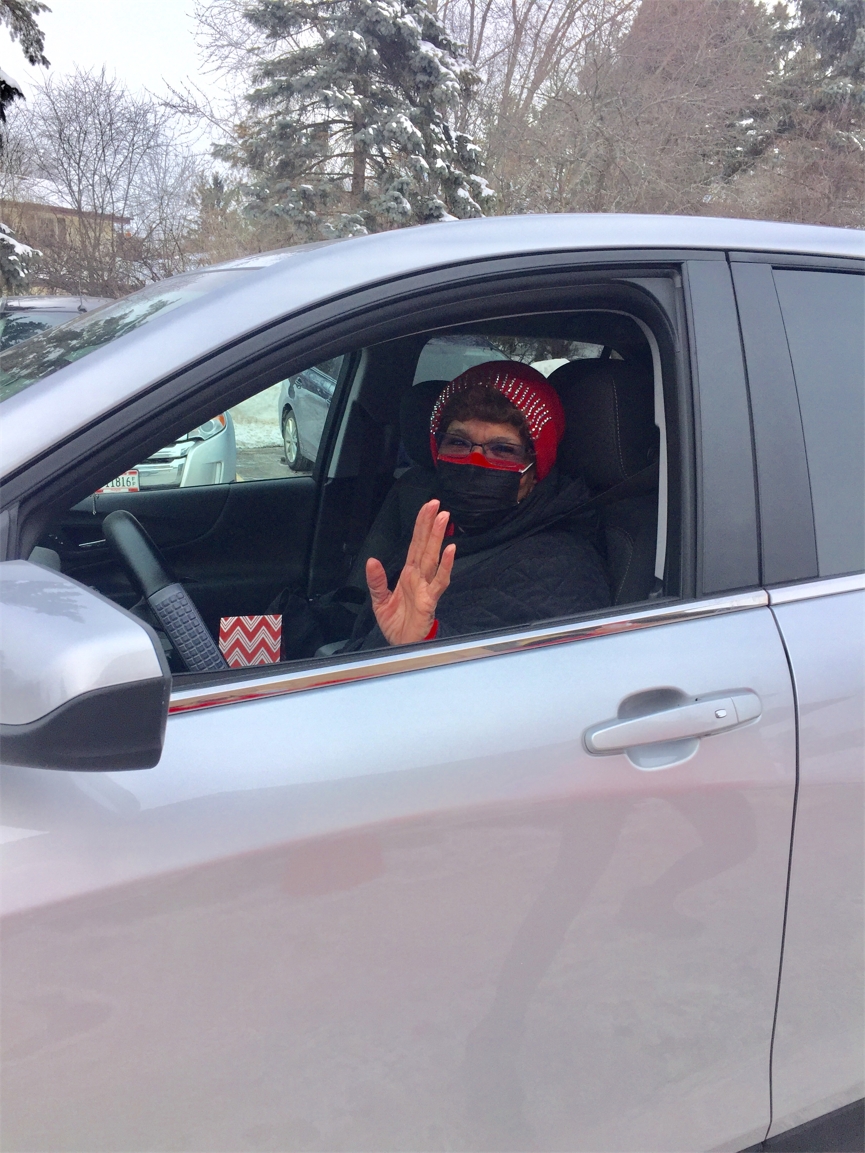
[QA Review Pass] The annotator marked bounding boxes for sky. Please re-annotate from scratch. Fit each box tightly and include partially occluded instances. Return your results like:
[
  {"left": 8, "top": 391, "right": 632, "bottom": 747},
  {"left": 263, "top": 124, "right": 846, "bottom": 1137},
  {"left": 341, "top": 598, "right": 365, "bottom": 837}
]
[{"left": 0, "top": 0, "right": 224, "bottom": 104}]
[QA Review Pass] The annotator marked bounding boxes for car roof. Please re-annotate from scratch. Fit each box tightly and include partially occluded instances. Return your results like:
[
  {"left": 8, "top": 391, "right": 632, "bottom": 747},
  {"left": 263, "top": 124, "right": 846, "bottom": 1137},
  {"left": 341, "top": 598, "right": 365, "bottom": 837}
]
[
  {"left": 203, "top": 213, "right": 865, "bottom": 270},
  {"left": 3, "top": 214, "right": 863, "bottom": 480}
]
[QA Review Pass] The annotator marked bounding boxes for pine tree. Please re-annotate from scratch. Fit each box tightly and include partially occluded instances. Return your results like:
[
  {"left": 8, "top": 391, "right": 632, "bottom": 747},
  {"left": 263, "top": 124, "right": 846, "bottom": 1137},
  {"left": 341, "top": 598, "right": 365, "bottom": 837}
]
[
  {"left": 1, "top": 1, "right": 47, "bottom": 289},
  {"left": 220, "top": 0, "right": 495, "bottom": 238},
  {"left": 1, "top": 0, "right": 50, "bottom": 127},
  {"left": 0, "top": 221, "right": 38, "bottom": 290},
  {"left": 782, "top": 0, "right": 865, "bottom": 91},
  {"left": 720, "top": 0, "right": 864, "bottom": 224}
]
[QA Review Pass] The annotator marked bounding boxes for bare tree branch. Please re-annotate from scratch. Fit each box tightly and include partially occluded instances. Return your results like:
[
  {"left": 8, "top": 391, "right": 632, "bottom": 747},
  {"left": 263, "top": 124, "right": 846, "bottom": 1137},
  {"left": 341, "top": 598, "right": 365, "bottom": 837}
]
[{"left": 2, "top": 68, "right": 201, "bottom": 294}]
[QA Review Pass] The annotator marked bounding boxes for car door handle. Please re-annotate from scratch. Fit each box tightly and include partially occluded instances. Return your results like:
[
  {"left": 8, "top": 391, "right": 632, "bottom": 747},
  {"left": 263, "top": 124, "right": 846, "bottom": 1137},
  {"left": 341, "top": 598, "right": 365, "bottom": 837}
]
[{"left": 584, "top": 691, "right": 762, "bottom": 754}]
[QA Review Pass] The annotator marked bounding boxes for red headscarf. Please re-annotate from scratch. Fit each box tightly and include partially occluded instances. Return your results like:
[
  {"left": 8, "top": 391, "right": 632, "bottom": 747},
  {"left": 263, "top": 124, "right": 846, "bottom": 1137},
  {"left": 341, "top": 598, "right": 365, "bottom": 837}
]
[{"left": 430, "top": 360, "right": 566, "bottom": 481}]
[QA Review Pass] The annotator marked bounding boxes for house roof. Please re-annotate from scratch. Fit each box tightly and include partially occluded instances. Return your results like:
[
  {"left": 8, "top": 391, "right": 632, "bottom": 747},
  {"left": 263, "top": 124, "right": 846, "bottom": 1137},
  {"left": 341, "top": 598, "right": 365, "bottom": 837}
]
[{"left": 0, "top": 179, "right": 130, "bottom": 224}]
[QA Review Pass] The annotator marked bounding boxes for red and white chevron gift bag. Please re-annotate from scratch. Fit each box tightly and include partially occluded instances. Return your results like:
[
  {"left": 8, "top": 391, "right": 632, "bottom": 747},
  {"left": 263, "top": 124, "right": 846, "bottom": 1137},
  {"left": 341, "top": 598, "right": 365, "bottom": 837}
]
[{"left": 218, "top": 615, "right": 282, "bottom": 667}]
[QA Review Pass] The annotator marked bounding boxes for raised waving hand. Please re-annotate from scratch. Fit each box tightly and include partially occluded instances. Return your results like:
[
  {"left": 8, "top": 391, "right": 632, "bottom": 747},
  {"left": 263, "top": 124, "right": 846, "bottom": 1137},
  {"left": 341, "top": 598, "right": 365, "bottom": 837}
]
[{"left": 365, "top": 499, "right": 456, "bottom": 646}]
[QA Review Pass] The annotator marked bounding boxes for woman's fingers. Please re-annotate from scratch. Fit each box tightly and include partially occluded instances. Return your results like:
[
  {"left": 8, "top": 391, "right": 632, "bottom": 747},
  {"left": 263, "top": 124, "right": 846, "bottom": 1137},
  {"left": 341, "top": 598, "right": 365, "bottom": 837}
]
[
  {"left": 405, "top": 499, "right": 439, "bottom": 570},
  {"left": 420, "top": 509, "right": 451, "bottom": 579},
  {"left": 430, "top": 542, "right": 456, "bottom": 599},
  {"left": 369, "top": 500, "right": 452, "bottom": 646},
  {"left": 365, "top": 556, "right": 390, "bottom": 607}
]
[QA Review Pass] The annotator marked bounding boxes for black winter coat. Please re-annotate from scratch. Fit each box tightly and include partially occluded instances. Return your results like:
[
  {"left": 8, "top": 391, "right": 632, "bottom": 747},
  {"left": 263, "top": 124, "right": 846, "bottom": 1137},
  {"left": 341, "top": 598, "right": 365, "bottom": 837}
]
[{"left": 346, "top": 466, "right": 610, "bottom": 650}]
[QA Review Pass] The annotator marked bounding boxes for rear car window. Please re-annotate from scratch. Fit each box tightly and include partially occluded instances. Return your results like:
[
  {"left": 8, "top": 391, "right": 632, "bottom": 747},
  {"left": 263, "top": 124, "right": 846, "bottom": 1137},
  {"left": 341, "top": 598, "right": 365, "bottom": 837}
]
[
  {"left": 413, "top": 334, "right": 605, "bottom": 383},
  {"left": 774, "top": 269, "right": 865, "bottom": 577}
]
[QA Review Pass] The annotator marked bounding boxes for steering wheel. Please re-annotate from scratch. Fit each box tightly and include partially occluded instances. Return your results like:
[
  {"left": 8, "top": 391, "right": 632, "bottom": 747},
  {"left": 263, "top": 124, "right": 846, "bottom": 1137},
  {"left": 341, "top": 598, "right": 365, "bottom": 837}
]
[{"left": 102, "top": 510, "right": 227, "bottom": 673}]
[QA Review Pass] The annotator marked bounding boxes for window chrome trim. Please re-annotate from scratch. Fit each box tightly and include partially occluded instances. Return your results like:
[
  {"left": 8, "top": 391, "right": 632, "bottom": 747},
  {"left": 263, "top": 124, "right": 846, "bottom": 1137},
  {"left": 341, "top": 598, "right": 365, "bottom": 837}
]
[
  {"left": 169, "top": 590, "right": 768, "bottom": 716},
  {"left": 768, "top": 572, "right": 865, "bottom": 605}
]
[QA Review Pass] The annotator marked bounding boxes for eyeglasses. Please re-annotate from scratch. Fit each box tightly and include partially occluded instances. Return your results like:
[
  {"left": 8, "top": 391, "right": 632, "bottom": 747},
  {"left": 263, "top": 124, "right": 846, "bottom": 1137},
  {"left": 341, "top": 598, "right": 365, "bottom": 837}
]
[{"left": 438, "top": 433, "right": 533, "bottom": 466}]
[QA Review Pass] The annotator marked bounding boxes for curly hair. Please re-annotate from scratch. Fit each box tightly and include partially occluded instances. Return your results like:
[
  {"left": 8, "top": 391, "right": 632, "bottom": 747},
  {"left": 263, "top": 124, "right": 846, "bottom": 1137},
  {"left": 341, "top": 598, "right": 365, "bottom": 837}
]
[{"left": 436, "top": 384, "right": 531, "bottom": 449}]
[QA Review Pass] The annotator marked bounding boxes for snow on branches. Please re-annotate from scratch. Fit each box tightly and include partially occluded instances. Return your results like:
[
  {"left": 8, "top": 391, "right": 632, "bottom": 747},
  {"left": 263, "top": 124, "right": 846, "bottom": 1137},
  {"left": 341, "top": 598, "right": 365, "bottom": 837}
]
[
  {"left": 221, "top": 0, "right": 495, "bottom": 238},
  {"left": 0, "top": 221, "right": 38, "bottom": 290}
]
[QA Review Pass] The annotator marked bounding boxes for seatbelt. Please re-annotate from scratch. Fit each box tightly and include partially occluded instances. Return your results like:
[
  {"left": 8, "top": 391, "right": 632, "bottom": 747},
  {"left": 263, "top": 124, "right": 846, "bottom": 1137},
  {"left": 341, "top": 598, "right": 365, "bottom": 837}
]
[{"left": 342, "top": 404, "right": 388, "bottom": 569}]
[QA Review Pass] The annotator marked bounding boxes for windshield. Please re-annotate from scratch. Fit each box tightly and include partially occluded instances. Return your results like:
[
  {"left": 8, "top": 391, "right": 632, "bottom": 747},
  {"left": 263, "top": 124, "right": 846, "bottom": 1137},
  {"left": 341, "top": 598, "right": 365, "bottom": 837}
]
[{"left": 0, "top": 268, "right": 247, "bottom": 403}]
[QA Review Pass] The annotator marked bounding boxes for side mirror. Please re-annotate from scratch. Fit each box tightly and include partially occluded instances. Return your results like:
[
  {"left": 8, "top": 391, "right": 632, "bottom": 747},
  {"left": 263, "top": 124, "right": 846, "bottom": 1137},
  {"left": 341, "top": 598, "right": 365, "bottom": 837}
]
[{"left": 0, "top": 561, "right": 170, "bottom": 770}]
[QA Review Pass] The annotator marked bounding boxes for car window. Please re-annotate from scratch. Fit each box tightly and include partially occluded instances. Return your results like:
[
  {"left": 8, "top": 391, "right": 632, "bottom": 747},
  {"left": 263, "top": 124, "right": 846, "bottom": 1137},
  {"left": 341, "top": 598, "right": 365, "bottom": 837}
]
[
  {"left": 237, "top": 355, "right": 344, "bottom": 479},
  {"left": 414, "top": 335, "right": 508, "bottom": 382},
  {"left": 0, "top": 311, "right": 80, "bottom": 351},
  {"left": 44, "top": 303, "right": 667, "bottom": 677},
  {"left": 94, "top": 355, "right": 347, "bottom": 493},
  {"left": 413, "top": 334, "right": 604, "bottom": 383},
  {"left": 774, "top": 269, "right": 865, "bottom": 577},
  {"left": 94, "top": 414, "right": 237, "bottom": 493}
]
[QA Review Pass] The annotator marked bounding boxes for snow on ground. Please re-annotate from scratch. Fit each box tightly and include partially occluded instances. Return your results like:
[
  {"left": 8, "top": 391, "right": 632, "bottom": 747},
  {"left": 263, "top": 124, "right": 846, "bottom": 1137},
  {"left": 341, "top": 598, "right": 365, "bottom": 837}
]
[{"left": 229, "top": 383, "right": 284, "bottom": 448}]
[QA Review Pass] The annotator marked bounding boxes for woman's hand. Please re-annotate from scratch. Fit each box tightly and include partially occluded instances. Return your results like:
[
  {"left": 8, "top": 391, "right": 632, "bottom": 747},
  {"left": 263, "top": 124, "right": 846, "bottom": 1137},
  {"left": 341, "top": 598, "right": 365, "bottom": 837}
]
[{"left": 365, "top": 499, "right": 456, "bottom": 646}]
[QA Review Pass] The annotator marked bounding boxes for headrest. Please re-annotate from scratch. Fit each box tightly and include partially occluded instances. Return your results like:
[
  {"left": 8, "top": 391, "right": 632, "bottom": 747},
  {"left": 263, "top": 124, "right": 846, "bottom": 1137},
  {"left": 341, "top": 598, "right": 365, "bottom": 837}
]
[
  {"left": 400, "top": 380, "right": 447, "bottom": 469},
  {"left": 550, "top": 359, "right": 657, "bottom": 488}
]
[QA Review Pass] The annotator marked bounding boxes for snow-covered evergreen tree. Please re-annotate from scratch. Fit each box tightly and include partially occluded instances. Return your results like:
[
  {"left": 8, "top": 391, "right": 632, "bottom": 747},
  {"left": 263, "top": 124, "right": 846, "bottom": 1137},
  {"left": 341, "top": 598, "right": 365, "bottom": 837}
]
[
  {"left": 1, "top": 3, "right": 48, "bottom": 289},
  {"left": 0, "top": 221, "right": 37, "bottom": 290},
  {"left": 1, "top": 0, "right": 49, "bottom": 129},
  {"left": 220, "top": 0, "right": 495, "bottom": 238},
  {"left": 716, "top": 0, "right": 864, "bottom": 226},
  {"left": 720, "top": 0, "right": 864, "bottom": 174}
]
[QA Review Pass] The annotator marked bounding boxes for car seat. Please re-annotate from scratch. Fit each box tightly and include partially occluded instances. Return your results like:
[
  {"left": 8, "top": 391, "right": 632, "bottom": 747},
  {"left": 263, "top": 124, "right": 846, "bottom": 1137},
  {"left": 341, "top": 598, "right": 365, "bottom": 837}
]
[
  {"left": 549, "top": 358, "right": 659, "bottom": 604},
  {"left": 344, "top": 380, "right": 446, "bottom": 588}
]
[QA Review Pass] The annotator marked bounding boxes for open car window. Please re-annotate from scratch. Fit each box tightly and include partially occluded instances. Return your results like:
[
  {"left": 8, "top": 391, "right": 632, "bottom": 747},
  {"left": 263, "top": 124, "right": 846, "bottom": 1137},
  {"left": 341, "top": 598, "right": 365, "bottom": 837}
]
[{"left": 38, "top": 298, "right": 671, "bottom": 678}]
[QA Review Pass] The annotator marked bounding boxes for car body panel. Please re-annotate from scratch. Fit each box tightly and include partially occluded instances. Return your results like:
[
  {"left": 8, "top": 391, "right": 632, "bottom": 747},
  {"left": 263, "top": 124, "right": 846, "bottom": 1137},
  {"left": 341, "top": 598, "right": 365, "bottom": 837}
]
[
  {"left": 1, "top": 603, "right": 794, "bottom": 1152},
  {"left": 2, "top": 215, "right": 862, "bottom": 481},
  {"left": 767, "top": 582, "right": 865, "bottom": 1136}
]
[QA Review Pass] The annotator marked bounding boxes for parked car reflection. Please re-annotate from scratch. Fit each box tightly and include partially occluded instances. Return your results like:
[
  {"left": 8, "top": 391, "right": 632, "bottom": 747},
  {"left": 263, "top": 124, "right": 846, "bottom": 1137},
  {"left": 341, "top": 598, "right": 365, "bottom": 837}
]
[
  {"left": 96, "top": 413, "right": 236, "bottom": 492},
  {"left": 276, "top": 358, "right": 342, "bottom": 471}
]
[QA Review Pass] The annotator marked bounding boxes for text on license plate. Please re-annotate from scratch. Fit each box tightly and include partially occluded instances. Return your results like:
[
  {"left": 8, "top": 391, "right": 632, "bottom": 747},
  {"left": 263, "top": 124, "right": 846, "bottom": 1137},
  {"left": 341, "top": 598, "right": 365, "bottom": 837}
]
[{"left": 95, "top": 470, "right": 140, "bottom": 493}]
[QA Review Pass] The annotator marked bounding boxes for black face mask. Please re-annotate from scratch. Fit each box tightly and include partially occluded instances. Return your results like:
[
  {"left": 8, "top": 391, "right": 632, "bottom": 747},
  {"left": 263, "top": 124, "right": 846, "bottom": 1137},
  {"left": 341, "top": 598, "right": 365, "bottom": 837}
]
[{"left": 435, "top": 459, "right": 523, "bottom": 534}]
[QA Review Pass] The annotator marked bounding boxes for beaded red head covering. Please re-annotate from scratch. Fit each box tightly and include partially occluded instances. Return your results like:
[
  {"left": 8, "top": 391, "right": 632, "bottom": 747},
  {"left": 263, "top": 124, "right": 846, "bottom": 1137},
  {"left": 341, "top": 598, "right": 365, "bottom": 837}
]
[{"left": 430, "top": 360, "right": 566, "bottom": 480}]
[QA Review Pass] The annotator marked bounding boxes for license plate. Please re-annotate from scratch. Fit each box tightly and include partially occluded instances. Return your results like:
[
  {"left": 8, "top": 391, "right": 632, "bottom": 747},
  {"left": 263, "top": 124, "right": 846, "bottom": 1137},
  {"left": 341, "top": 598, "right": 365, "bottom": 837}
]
[{"left": 95, "top": 470, "right": 140, "bottom": 493}]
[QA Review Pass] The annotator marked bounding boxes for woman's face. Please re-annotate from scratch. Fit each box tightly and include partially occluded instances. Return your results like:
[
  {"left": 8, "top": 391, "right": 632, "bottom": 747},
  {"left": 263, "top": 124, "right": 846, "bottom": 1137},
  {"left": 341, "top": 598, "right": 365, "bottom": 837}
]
[{"left": 444, "top": 418, "right": 536, "bottom": 500}]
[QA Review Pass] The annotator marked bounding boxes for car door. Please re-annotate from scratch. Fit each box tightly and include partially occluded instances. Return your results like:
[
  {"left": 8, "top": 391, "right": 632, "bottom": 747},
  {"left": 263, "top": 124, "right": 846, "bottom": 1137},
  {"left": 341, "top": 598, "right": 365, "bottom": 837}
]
[
  {"left": 732, "top": 256, "right": 865, "bottom": 1140},
  {"left": 0, "top": 257, "right": 796, "bottom": 1153}
]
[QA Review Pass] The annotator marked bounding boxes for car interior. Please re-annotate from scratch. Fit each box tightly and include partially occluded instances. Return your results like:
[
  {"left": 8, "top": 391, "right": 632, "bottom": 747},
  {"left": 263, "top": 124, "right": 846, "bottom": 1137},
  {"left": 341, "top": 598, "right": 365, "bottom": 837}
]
[{"left": 34, "top": 306, "right": 674, "bottom": 678}]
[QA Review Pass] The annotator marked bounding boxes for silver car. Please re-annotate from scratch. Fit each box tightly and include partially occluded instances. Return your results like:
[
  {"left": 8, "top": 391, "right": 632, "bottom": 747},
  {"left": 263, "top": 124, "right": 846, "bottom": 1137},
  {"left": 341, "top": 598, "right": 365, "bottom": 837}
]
[
  {"left": 98, "top": 412, "right": 237, "bottom": 492},
  {"left": 0, "top": 217, "right": 862, "bottom": 1153},
  {"left": 276, "top": 358, "right": 343, "bottom": 471},
  {"left": 0, "top": 293, "right": 112, "bottom": 350}
]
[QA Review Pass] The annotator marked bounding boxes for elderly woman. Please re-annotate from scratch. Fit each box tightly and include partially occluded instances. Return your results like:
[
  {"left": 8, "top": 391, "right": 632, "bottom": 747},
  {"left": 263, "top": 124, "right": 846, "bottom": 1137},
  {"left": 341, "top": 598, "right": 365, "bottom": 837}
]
[{"left": 350, "top": 360, "right": 610, "bottom": 649}]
